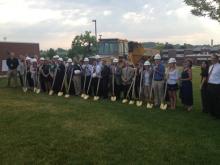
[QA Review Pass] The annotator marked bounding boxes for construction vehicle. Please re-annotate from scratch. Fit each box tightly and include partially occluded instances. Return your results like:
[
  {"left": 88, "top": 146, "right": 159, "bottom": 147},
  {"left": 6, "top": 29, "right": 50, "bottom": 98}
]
[{"left": 95, "top": 38, "right": 159, "bottom": 64}]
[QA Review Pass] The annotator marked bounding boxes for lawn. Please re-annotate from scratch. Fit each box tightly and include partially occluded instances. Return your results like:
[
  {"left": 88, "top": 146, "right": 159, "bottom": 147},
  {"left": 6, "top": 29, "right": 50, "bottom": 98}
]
[{"left": 0, "top": 68, "right": 220, "bottom": 164}]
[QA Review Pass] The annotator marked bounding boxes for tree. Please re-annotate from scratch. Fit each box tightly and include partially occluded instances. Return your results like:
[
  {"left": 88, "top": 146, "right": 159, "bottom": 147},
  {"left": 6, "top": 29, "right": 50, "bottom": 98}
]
[
  {"left": 164, "top": 42, "right": 174, "bottom": 49},
  {"left": 184, "top": 0, "right": 220, "bottom": 22},
  {"left": 155, "top": 43, "right": 165, "bottom": 51},
  {"left": 47, "top": 48, "right": 57, "bottom": 59},
  {"left": 68, "top": 31, "right": 97, "bottom": 59}
]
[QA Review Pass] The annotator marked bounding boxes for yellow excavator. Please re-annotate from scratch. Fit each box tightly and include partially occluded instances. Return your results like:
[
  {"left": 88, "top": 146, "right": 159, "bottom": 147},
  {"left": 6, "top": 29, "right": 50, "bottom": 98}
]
[{"left": 97, "top": 38, "right": 159, "bottom": 64}]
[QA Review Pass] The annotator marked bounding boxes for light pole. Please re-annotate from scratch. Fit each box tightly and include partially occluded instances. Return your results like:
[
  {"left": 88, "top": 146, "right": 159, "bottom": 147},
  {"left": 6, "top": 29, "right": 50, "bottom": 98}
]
[
  {"left": 99, "top": 34, "right": 102, "bottom": 40},
  {"left": 92, "top": 19, "right": 97, "bottom": 41}
]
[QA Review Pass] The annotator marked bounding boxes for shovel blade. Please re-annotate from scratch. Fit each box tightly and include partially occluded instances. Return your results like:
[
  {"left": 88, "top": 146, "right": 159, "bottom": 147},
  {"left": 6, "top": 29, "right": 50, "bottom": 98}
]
[
  {"left": 49, "top": 90, "right": 54, "bottom": 96},
  {"left": 160, "top": 103, "right": 167, "bottom": 110},
  {"left": 111, "top": 96, "right": 116, "bottom": 102},
  {"left": 122, "top": 99, "right": 128, "bottom": 104},
  {"left": 147, "top": 103, "right": 153, "bottom": 109},
  {"left": 36, "top": 89, "right": 40, "bottom": 94},
  {"left": 136, "top": 101, "right": 143, "bottom": 107},
  {"left": 129, "top": 100, "right": 135, "bottom": 105},
  {"left": 23, "top": 87, "right": 28, "bottom": 93},
  {"left": 34, "top": 87, "right": 37, "bottom": 92},
  {"left": 94, "top": 96, "right": 99, "bottom": 101},
  {"left": 58, "top": 92, "right": 63, "bottom": 96},
  {"left": 84, "top": 95, "right": 89, "bottom": 100},
  {"left": 65, "top": 94, "right": 70, "bottom": 98}
]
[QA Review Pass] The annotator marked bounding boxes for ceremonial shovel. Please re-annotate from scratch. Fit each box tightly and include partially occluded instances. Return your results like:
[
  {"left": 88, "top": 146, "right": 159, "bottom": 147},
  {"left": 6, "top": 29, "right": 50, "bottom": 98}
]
[
  {"left": 58, "top": 67, "right": 67, "bottom": 96},
  {"left": 111, "top": 69, "right": 116, "bottom": 102},
  {"left": 136, "top": 69, "right": 143, "bottom": 107},
  {"left": 65, "top": 69, "right": 74, "bottom": 98},
  {"left": 93, "top": 77, "right": 101, "bottom": 101},
  {"left": 160, "top": 80, "right": 168, "bottom": 110}
]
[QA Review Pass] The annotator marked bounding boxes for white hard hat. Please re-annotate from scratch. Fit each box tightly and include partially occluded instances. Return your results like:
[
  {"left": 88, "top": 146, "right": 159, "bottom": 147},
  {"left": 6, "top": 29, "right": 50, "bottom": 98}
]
[
  {"left": 58, "top": 58, "right": 63, "bottom": 62},
  {"left": 154, "top": 54, "right": 161, "bottom": 60},
  {"left": 95, "top": 55, "right": 101, "bottom": 59},
  {"left": 53, "top": 55, "right": 59, "bottom": 59},
  {"left": 84, "top": 58, "right": 89, "bottom": 62},
  {"left": 67, "top": 58, "right": 72, "bottom": 63},
  {"left": 144, "top": 61, "right": 151, "bottom": 66},
  {"left": 113, "top": 58, "right": 119, "bottom": 63},
  {"left": 25, "top": 56, "right": 31, "bottom": 61},
  {"left": 40, "top": 57, "right": 45, "bottom": 61},
  {"left": 31, "top": 58, "right": 37, "bottom": 63},
  {"left": 168, "top": 58, "right": 176, "bottom": 64}
]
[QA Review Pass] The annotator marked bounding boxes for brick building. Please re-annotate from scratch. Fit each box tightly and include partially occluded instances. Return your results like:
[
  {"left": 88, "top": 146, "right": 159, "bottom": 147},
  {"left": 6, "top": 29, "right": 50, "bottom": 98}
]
[
  {"left": 0, "top": 42, "right": 40, "bottom": 75},
  {"left": 161, "top": 47, "right": 220, "bottom": 65}
]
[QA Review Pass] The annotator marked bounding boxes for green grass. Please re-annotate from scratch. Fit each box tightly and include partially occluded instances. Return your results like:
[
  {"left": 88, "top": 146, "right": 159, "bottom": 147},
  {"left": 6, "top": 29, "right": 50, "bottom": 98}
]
[{"left": 0, "top": 68, "right": 220, "bottom": 164}]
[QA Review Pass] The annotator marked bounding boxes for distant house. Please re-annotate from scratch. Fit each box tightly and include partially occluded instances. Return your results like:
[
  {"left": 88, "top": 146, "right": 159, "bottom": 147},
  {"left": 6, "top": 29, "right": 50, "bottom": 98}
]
[{"left": 0, "top": 41, "right": 40, "bottom": 75}]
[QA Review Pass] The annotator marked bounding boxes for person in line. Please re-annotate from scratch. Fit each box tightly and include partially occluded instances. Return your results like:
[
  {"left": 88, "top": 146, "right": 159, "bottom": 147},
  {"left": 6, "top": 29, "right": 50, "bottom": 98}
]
[
  {"left": 40, "top": 58, "right": 51, "bottom": 92},
  {"left": 167, "top": 58, "right": 179, "bottom": 110},
  {"left": 142, "top": 61, "right": 152, "bottom": 102},
  {"left": 6, "top": 52, "right": 19, "bottom": 87},
  {"left": 17, "top": 55, "right": 25, "bottom": 87},
  {"left": 152, "top": 54, "right": 165, "bottom": 107},
  {"left": 72, "top": 58, "right": 82, "bottom": 96},
  {"left": 53, "top": 58, "right": 65, "bottom": 93},
  {"left": 207, "top": 54, "right": 220, "bottom": 119},
  {"left": 30, "top": 58, "right": 38, "bottom": 91},
  {"left": 179, "top": 59, "right": 193, "bottom": 111},
  {"left": 81, "top": 58, "right": 93, "bottom": 96},
  {"left": 110, "top": 58, "right": 122, "bottom": 100},
  {"left": 92, "top": 55, "right": 102, "bottom": 97},
  {"left": 121, "top": 60, "right": 134, "bottom": 100},
  {"left": 135, "top": 62, "right": 143, "bottom": 100},
  {"left": 200, "top": 61, "right": 209, "bottom": 113},
  {"left": 101, "top": 60, "right": 110, "bottom": 99}
]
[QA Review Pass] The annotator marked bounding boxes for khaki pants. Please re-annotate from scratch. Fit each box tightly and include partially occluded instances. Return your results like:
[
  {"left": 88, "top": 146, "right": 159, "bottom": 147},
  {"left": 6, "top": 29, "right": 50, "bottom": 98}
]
[
  {"left": 152, "top": 80, "right": 164, "bottom": 105},
  {"left": 73, "top": 75, "right": 81, "bottom": 96},
  {"left": 7, "top": 69, "right": 18, "bottom": 87}
]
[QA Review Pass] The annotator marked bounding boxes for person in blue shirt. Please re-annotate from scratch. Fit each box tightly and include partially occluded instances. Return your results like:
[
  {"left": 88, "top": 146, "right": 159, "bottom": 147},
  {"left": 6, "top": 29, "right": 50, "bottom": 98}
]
[{"left": 152, "top": 54, "right": 165, "bottom": 106}]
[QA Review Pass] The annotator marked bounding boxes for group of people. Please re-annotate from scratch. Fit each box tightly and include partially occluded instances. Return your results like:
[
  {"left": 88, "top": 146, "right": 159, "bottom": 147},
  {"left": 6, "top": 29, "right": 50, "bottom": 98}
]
[{"left": 6, "top": 52, "right": 220, "bottom": 118}]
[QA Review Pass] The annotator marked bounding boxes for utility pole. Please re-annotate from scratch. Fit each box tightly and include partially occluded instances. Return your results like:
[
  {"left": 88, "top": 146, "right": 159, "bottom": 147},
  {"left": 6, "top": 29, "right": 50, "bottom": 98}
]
[{"left": 92, "top": 20, "right": 97, "bottom": 41}]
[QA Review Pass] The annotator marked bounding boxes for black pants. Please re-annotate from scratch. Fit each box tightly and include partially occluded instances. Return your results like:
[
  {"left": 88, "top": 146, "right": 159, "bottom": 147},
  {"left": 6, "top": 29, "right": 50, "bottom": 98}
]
[
  {"left": 115, "top": 84, "right": 122, "bottom": 99},
  {"left": 201, "top": 85, "right": 208, "bottom": 113},
  {"left": 207, "top": 84, "right": 220, "bottom": 118},
  {"left": 101, "top": 77, "right": 109, "bottom": 99}
]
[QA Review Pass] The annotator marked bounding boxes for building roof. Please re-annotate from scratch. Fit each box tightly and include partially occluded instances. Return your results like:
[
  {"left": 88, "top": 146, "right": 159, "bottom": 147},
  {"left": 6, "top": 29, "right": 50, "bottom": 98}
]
[{"left": 0, "top": 41, "right": 39, "bottom": 45}]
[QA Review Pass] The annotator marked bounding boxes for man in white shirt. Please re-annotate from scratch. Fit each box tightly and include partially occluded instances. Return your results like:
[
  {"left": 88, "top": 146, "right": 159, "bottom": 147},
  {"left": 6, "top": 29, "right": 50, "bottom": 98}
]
[{"left": 207, "top": 54, "right": 220, "bottom": 119}]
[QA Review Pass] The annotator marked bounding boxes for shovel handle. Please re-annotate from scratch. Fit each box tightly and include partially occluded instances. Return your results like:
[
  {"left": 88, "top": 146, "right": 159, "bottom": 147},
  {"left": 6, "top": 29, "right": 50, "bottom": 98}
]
[
  {"left": 86, "top": 75, "right": 93, "bottom": 95},
  {"left": 95, "top": 77, "right": 101, "bottom": 96},
  {"left": 59, "top": 67, "right": 67, "bottom": 92},
  {"left": 66, "top": 69, "right": 74, "bottom": 95},
  {"left": 82, "top": 66, "right": 88, "bottom": 93},
  {"left": 149, "top": 69, "right": 156, "bottom": 101},
  {"left": 112, "top": 68, "right": 115, "bottom": 96},
  {"left": 51, "top": 66, "right": 58, "bottom": 90},
  {"left": 126, "top": 80, "right": 134, "bottom": 99},
  {"left": 138, "top": 68, "right": 143, "bottom": 100}
]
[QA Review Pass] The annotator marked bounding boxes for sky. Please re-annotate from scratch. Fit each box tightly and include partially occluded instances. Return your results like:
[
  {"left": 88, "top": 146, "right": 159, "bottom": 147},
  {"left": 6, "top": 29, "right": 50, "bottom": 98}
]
[{"left": 0, "top": 0, "right": 220, "bottom": 50}]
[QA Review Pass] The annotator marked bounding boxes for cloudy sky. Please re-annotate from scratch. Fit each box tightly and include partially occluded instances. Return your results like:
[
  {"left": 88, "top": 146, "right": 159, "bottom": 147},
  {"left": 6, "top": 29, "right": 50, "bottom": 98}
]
[{"left": 0, "top": 0, "right": 220, "bottom": 49}]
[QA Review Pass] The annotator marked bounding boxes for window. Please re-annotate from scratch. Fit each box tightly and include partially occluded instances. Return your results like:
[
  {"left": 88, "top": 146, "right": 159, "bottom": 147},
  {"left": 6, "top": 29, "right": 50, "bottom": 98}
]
[{"left": 98, "top": 42, "right": 118, "bottom": 55}]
